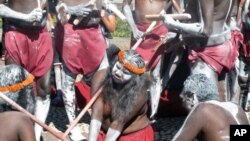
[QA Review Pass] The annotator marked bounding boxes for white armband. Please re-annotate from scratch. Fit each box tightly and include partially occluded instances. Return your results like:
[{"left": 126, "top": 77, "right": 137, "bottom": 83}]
[
  {"left": 88, "top": 119, "right": 102, "bottom": 141},
  {"left": 105, "top": 128, "right": 121, "bottom": 141}
]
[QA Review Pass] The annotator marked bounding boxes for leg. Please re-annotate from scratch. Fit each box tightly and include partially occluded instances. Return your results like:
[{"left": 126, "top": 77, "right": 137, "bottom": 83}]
[
  {"left": 61, "top": 66, "right": 86, "bottom": 141},
  {"left": 34, "top": 68, "right": 52, "bottom": 141},
  {"left": 189, "top": 59, "right": 219, "bottom": 99},
  {"left": 237, "top": 57, "right": 250, "bottom": 111},
  {"left": 149, "top": 58, "right": 163, "bottom": 119},
  {"left": 91, "top": 53, "right": 109, "bottom": 95}
]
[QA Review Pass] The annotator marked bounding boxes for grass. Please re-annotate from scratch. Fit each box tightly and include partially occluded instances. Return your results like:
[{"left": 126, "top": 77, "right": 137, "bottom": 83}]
[{"left": 112, "top": 18, "right": 131, "bottom": 38}]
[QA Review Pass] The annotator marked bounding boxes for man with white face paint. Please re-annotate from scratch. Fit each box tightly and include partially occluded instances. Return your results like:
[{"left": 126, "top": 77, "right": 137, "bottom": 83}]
[
  {"left": 0, "top": 1, "right": 53, "bottom": 141},
  {"left": 162, "top": 0, "right": 238, "bottom": 102},
  {"left": 53, "top": 0, "right": 110, "bottom": 140},
  {"left": 89, "top": 47, "right": 154, "bottom": 141},
  {"left": 173, "top": 73, "right": 249, "bottom": 141}
]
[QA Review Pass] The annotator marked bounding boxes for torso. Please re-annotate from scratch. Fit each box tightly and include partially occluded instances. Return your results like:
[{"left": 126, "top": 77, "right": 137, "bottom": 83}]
[
  {"left": 184, "top": 0, "right": 234, "bottom": 46},
  {"left": 8, "top": 0, "right": 40, "bottom": 13},
  {"left": 100, "top": 80, "right": 150, "bottom": 134},
  {"left": 201, "top": 101, "right": 249, "bottom": 141},
  {"left": 60, "top": 0, "right": 102, "bottom": 9},
  {"left": 134, "top": 0, "right": 167, "bottom": 23}
]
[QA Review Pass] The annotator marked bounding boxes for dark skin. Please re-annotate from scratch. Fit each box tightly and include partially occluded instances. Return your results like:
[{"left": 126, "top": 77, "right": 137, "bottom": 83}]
[
  {"left": 92, "top": 85, "right": 149, "bottom": 134},
  {"left": 123, "top": 0, "right": 167, "bottom": 40},
  {"left": 0, "top": 0, "right": 51, "bottom": 99},
  {"left": 173, "top": 101, "right": 249, "bottom": 141},
  {"left": 123, "top": 0, "right": 184, "bottom": 40},
  {"left": 54, "top": 0, "right": 107, "bottom": 95},
  {"left": 0, "top": 111, "right": 35, "bottom": 141},
  {"left": 163, "top": 0, "right": 235, "bottom": 102}
]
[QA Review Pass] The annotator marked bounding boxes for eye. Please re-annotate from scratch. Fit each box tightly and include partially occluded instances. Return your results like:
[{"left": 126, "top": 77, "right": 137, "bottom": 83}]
[
  {"left": 116, "top": 63, "right": 122, "bottom": 69},
  {"left": 123, "top": 69, "right": 131, "bottom": 75}
]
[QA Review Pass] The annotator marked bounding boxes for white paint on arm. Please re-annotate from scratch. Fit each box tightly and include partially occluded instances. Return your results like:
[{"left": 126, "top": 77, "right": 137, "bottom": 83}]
[
  {"left": 0, "top": 4, "right": 42, "bottom": 22},
  {"left": 105, "top": 128, "right": 121, "bottom": 141},
  {"left": 88, "top": 119, "right": 102, "bottom": 141},
  {"left": 0, "top": 4, "right": 27, "bottom": 20}
]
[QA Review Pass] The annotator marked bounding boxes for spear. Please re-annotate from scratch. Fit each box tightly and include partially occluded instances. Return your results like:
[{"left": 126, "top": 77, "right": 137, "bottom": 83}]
[{"left": 0, "top": 92, "right": 67, "bottom": 141}]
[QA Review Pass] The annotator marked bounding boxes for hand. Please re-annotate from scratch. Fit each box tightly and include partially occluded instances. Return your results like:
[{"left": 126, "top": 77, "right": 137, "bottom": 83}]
[
  {"left": 25, "top": 8, "right": 43, "bottom": 22},
  {"left": 68, "top": 3, "right": 92, "bottom": 17},
  {"left": 132, "top": 28, "right": 144, "bottom": 40},
  {"left": 103, "top": 1, "right": 116, "bottom": 11},
  {"left": 56, "top": 2, "right": 70, "bottom": 24},
  {"left": 161, "top": 13, "right": 176, "bottom": 27}
]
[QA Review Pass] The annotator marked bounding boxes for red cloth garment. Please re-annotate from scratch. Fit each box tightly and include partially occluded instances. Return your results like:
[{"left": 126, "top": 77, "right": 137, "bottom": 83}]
[
  {"left": 75, "top": 81, "right": 91, "bottom": 109},
  {"left": 4, "top": 26, "right": 53, "bottom": 77},
  {"left": 56, "top": 23, "right": 106, "bottom": 75},
  {"left": 132, "top": 22, "right": 168, "bottom": 70},
  {"left": 188, "top": 40, "right": 238, "bottom": 74},
  {"left": 97, "top": 124, "right": 154, "bottom": 141}
]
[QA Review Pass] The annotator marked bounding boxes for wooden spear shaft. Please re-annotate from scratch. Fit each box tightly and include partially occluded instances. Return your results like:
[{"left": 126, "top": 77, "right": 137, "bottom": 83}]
[
  {"left": 63, "top": 86, "right": 103, "bottom": 138},
  {"left": 131, "top": 21, "right": 157, "bottom": 50},
  {"left": 0, "top": 92, "right": 67, "bottom": 141}
]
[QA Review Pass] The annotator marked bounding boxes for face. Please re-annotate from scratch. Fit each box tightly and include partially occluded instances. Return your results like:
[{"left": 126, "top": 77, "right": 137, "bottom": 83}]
[
  {"left": 180, "top": 92, "right": 199, "bottom": 111},
  {"left": 112, "top": 61, "right": 132, "bottom": 84}
]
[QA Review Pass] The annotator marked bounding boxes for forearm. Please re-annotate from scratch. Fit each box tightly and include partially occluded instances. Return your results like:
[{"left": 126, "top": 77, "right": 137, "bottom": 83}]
[
  {"left": 167, "top": 20, "right": 204, "bottom": 36},
  {"left": 101, "top": 14, "right": 116, "bottom": 32},
  {"left": 123, "top": 5, "right": 138, "bottom": 32},
  {"left": 105, "top": 128, "right": 121, "bottom": 141},
  {"left": 89, "top": 119, "right": 102, "bottom": 141},
  {"left": 0, "top": 4, "right": 28, "bottom": 21}
]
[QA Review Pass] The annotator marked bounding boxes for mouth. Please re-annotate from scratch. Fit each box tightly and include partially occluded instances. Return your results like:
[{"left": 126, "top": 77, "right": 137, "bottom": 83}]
[{"left": 112, "top": 74, "right": 122, "bottom": 82}]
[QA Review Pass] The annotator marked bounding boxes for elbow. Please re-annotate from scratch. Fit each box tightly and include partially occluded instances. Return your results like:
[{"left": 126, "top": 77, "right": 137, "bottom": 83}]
[
  {"left": 201, "top": 27, "right": 213, "bottom": 37},
  {"left": 109, "top": 26, "right": 116, "bottom": 32}
]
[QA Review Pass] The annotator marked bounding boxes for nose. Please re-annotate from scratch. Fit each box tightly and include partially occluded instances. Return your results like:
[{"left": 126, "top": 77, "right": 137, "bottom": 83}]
[{"left": 115, "top": 69, "right": 123, "bottom": 77}]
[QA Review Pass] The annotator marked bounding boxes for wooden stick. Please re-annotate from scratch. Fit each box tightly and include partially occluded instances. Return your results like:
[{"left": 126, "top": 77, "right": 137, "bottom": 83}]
[
  {"left": 131, "top": 21, "right": 157, "bottom": 50},
  {"left": 145, "top": 13, "right": 191, "bottom": 21},
  {"left": 0, "top": 92, "right": 67, "bottom": 141},
  {"left": 63, "top": 86, "right": 104, "bottom": 138}
]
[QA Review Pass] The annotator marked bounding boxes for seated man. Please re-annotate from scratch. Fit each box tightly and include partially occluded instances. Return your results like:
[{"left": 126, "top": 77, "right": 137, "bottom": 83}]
[
  {"left": 88, "top": 47, "right": 154, "bottom": 141},
  {"left": 0, "top": 111, "right": 35, "bottom": 141},
  {"left": 173, "top": 73, "right": 249, "bottom": 141},
  {"left": 0, "top": 64, "right": 35, "bottom": 114}
]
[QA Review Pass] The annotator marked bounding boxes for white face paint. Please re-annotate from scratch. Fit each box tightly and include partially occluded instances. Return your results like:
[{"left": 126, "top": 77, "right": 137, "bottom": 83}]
[
  {"left": 180, "top": 92, "right": 199, "bottom": 111},
  {"left": 112, "top": 61, "right": 132, "bottom": 84}
]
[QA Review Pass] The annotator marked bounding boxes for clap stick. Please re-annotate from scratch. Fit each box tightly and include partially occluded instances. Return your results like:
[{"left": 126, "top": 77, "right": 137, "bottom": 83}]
[
  {"left": 63, "top": 86, "right": 104, "bottom": 138},
  {"left": 145, "top": 13, "right": 191, "bottom": 21},
  {"left": 131, "top": 21, "right": 157, "bottom": 50},
  {"left": 0, "top": 92, "right": 67, "bottom": 141}
]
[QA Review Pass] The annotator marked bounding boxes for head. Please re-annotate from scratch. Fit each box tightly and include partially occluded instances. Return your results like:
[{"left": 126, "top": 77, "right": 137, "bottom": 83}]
[
  {"left": 0, "top": 64, "right": 35, "bottom": 113},
  {"left": 180, "top": 73, "right": 219, "bottom": 111},
  {"left": 112, "top": 50, "right": 145, "bottom": 84}
]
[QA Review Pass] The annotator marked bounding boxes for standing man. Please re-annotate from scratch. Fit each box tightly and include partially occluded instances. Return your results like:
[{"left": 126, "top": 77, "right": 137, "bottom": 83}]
[
  {"left": 54, "top": 0, "right": 110, "bottom": 140},
  {"left": 162, "top": 0, "right": 238, "bottom": 102},
  {"left": 122, "top": 0, "right": 171, "bottom": 119},
  {"left": 0, "top": 0, "right": 53, "bottom": 141}
]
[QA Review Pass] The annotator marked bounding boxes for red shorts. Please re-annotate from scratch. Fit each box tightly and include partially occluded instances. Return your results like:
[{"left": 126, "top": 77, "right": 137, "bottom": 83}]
[
  {"left": 188, "top": 40, "right": 238, "bottom": 74},
  {"left": 132, "top": 22, "right": 168, "bottom": 70},
  {"left": 4, "top": 26, "right": 53, "bottom": 77},
  {"left": 56, "top": 23, "right": 106, "bottom": 75},
  {"left": 98, "top": 124, "right": 154, "bottom": 141}
]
